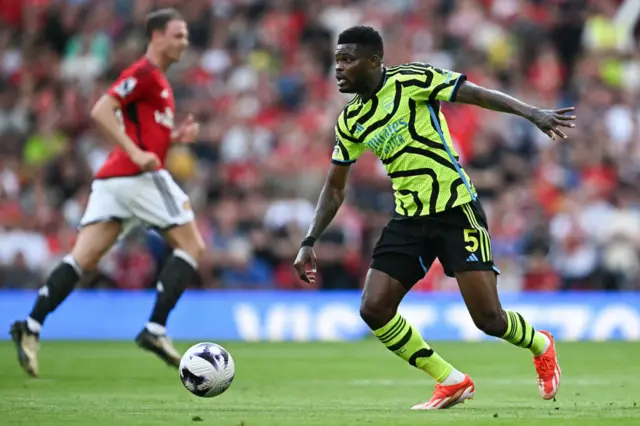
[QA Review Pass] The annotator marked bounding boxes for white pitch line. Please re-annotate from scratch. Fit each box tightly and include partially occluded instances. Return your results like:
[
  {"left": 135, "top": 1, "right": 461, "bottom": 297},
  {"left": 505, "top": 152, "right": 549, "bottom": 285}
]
[{"left": 293, "top": 378, "right": 612, "bottom": 386}]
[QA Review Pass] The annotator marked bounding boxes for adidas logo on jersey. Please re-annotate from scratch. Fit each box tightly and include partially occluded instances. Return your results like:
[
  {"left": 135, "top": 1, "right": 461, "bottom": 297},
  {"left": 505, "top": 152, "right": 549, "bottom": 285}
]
[{"left": 466, "top": 253, "right": 479, "bottom": 262}]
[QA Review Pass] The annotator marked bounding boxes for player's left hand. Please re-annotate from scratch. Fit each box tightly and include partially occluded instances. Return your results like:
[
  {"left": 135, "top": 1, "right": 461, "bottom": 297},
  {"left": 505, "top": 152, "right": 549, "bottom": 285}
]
[
  {"left": 172, "top": 114, "right": 199, "bottom": 144},
  {"left": 530, "top": 107, "right": 576, "bottom": 140}
]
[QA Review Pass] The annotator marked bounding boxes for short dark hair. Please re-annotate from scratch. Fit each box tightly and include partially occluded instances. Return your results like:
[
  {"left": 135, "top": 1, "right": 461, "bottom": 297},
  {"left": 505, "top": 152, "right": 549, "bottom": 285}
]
[
  {"left": 337, "top": 26, "right": 384, "bottom": 58},
  {"left": 145, "top": 8, "right": 184, "bottom": 39}
]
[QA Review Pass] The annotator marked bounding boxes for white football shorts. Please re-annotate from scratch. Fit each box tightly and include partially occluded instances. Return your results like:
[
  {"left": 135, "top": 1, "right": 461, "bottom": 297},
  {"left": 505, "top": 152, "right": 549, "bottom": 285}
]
[{"left": 80, "top": 169, "right": 194, "bottom": 235}]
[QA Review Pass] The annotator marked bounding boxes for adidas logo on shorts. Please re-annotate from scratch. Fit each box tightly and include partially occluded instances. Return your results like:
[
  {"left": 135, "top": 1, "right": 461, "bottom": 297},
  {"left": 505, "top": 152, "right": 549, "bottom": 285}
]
[{"left": 466, "top": 253, "right": 479, "bottom": 262}]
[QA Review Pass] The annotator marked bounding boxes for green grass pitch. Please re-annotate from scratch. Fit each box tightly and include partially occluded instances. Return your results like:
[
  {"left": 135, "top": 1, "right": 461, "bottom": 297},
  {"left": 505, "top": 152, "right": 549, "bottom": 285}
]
[{"left": 1, "top": 340, "right": 640, "bottom": 425}]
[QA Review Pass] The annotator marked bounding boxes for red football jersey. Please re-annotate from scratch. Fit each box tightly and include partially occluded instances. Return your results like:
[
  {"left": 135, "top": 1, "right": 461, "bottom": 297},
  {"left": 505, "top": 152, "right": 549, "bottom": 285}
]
[{"left": 95, "top": 57, "right": 175, "bottom": 179}]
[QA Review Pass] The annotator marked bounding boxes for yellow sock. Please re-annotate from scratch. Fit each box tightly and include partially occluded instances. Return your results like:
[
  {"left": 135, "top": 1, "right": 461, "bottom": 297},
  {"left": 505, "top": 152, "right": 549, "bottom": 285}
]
[
  {"left": 373, "top": 312, "right": 453, "bottom": 382},
  {"left": 502, "top": 310, "right": 548, "bottom": 356}
]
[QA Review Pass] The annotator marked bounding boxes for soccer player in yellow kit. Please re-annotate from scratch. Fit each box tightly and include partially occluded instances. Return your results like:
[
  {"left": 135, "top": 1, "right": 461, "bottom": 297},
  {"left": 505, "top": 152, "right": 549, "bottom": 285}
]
[{"left": 294, "top": 26, "right": 575, "bottom": 410}]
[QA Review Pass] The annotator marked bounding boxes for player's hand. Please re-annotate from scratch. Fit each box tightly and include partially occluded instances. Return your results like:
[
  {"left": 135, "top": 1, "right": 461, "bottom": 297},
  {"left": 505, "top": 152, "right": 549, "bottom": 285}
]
[
  {"left": 172, "top": 113, "right": 199, "bottom": 144},
  {"left": 293, "top": 246, "right": 317, "bottom": 286},
  {"left": 530, "top": 107, "right": 576, "bottom": 140},
  {"left": 131, "top": 150, "right": 161, "bottom": 171}
]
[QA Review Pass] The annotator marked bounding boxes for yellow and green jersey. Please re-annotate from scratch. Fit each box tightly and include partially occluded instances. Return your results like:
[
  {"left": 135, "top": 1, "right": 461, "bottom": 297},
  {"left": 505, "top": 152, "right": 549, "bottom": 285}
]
[{"left": 332, "top": 63, "right": 476, "bottom": 217}]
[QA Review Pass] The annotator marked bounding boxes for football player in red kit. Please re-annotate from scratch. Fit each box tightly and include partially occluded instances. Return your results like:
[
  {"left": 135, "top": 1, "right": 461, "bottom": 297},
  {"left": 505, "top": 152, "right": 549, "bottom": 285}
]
[{"left": 10, "top": 8, "right": 205, "bottom": 376}]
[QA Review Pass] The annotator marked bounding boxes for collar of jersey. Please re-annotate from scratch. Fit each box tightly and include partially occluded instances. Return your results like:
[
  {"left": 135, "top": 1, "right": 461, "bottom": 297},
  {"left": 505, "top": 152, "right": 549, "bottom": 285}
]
[
  {"left": 356, "top": 66, "right": 387, "bottom": 105},
  {"left": 143, "top": 55, "right": 159, "bottom": 69}
]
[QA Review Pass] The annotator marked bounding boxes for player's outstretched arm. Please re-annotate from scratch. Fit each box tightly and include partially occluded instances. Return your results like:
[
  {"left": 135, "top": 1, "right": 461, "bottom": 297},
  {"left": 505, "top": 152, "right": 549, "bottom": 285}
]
[
  {"left": 293, "top": 163, "right": 350, "bottom": 285},
  {"left": 455, "top": 81, "right": 576, "bottom": 140},
  {"left": 91, "top": 95, "right": 160, "bottom": 170}
]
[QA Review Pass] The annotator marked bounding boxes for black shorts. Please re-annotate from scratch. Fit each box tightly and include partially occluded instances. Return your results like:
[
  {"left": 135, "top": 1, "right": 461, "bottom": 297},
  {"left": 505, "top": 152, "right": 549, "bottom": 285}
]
[{"left": 370, "top": 199, "right": 500, "bottom": 289}]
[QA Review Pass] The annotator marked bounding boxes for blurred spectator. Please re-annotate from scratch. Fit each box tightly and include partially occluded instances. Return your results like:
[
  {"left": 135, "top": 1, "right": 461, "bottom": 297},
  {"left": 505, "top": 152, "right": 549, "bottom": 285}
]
[
  {"left": 1, "top": 0, "right": 640, "bottom": 293},
  {"left": 0, "top": 252, "right": 42, "bottom": 289}
]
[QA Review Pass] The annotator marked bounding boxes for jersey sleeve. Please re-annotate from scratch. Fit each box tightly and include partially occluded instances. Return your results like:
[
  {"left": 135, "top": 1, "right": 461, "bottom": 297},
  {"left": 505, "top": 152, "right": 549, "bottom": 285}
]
[
  {"left": 331, "top": 117, "right": 365, "bottom": 165},
  {"left": 404, "top": 63, "right": 467, "bottom": 103},
  {"left": 106, "top": 69, "right": 155, "bottom": 107}
]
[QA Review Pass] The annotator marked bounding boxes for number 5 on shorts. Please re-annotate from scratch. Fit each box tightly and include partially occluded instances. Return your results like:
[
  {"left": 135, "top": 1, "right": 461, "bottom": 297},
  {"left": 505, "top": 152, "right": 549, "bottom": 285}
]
[{"left": 464, "top": 229, "right": 479, "bottom": 253}]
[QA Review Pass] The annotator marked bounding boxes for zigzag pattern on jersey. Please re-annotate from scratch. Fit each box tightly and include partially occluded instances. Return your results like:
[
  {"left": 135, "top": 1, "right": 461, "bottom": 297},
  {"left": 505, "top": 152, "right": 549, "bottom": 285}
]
[{"left": 334, "top": 63, "right": 470, "bottom": 216}]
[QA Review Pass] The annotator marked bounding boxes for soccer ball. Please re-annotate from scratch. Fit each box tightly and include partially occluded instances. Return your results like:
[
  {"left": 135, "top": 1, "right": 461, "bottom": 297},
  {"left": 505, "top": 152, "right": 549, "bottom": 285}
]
[{"left": 179, "top": 342, "right": 235, "bottom": 398}]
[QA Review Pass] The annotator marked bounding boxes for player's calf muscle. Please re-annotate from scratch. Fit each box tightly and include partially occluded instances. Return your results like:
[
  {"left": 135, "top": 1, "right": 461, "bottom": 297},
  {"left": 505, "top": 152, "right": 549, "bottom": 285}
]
[
  {"left": 470, "top": 309, "right": 508, "bottom": 337},
  {"left": 456, "top": 271, "right": 548, "bottom": 354},
  {"left": 148, "top": 223, "right": 204, "bottom": 327},
  {"left": 455, "top": 270, "right": 507, "bottom": 336}
]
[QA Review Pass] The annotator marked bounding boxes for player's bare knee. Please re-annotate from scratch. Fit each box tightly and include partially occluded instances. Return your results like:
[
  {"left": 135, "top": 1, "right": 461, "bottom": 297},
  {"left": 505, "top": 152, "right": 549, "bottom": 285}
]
[
  {"left": 359, "top": 297, "right": 394, "bottom": 330},
  {"left": 70, "top": 249, "right": 101, "bottom": 271},
  {"left": 174, "top": 236, "right": 205, "bottom": 262},
  {"left": 166, "top": 223, "right": 206, "bottom": 262},
  {"left": 359, "top": 269, "right": 405, "bottom": 329},
  {"left": 71, "top": 239, "right": 110, "bottom": 271},
  {"left": 472, "top": 309, "right": 507, "bottom": 337},
  {"left": 71, "top": 222, "right": 122, "bottom": 271},
  {"left": 191, "top": 236, "right": 206, "bottom": 260}
]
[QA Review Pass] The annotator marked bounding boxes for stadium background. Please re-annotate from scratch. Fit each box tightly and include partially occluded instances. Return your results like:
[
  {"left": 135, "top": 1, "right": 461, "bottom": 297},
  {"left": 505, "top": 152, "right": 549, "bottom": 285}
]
[{"left": 1, "top": 0, "right": 640, "bottom": 342}]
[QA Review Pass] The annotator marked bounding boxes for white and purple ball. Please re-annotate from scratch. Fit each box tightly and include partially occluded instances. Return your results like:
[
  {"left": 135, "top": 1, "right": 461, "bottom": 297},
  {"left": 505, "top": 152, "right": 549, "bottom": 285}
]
[{"left": 179, "top": 342, "right": 235, "bottom": 398}]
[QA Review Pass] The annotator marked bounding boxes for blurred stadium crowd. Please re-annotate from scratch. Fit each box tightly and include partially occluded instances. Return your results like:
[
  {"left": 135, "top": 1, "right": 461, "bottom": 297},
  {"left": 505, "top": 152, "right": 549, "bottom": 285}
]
[{"left": 1, "top": 0, "right": 640, "bottom": 292}]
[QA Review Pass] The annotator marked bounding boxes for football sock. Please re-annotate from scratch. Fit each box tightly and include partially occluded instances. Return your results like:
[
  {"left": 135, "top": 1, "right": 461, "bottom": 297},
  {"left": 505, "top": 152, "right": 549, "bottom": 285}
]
[
  {"left": 27, "top": 255, "right": 82, "bottom": 331},
  {"left": 373, "top": 312, "right": 455, "bottom": 383},
  {"left": 502, "top": 310, "right": 550, "bottom": 356},
  {"left": 441, "top": 368, "right": 467, "bottom": 386},
  {"left": 145, "top": 322, "right": 167, "bottom": 336},
  {"left": 26, "top": 317, "right": 42, "bottom": 334},
  {"left": 148, "top": 249, "right": 198, "bottom": 328}
]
